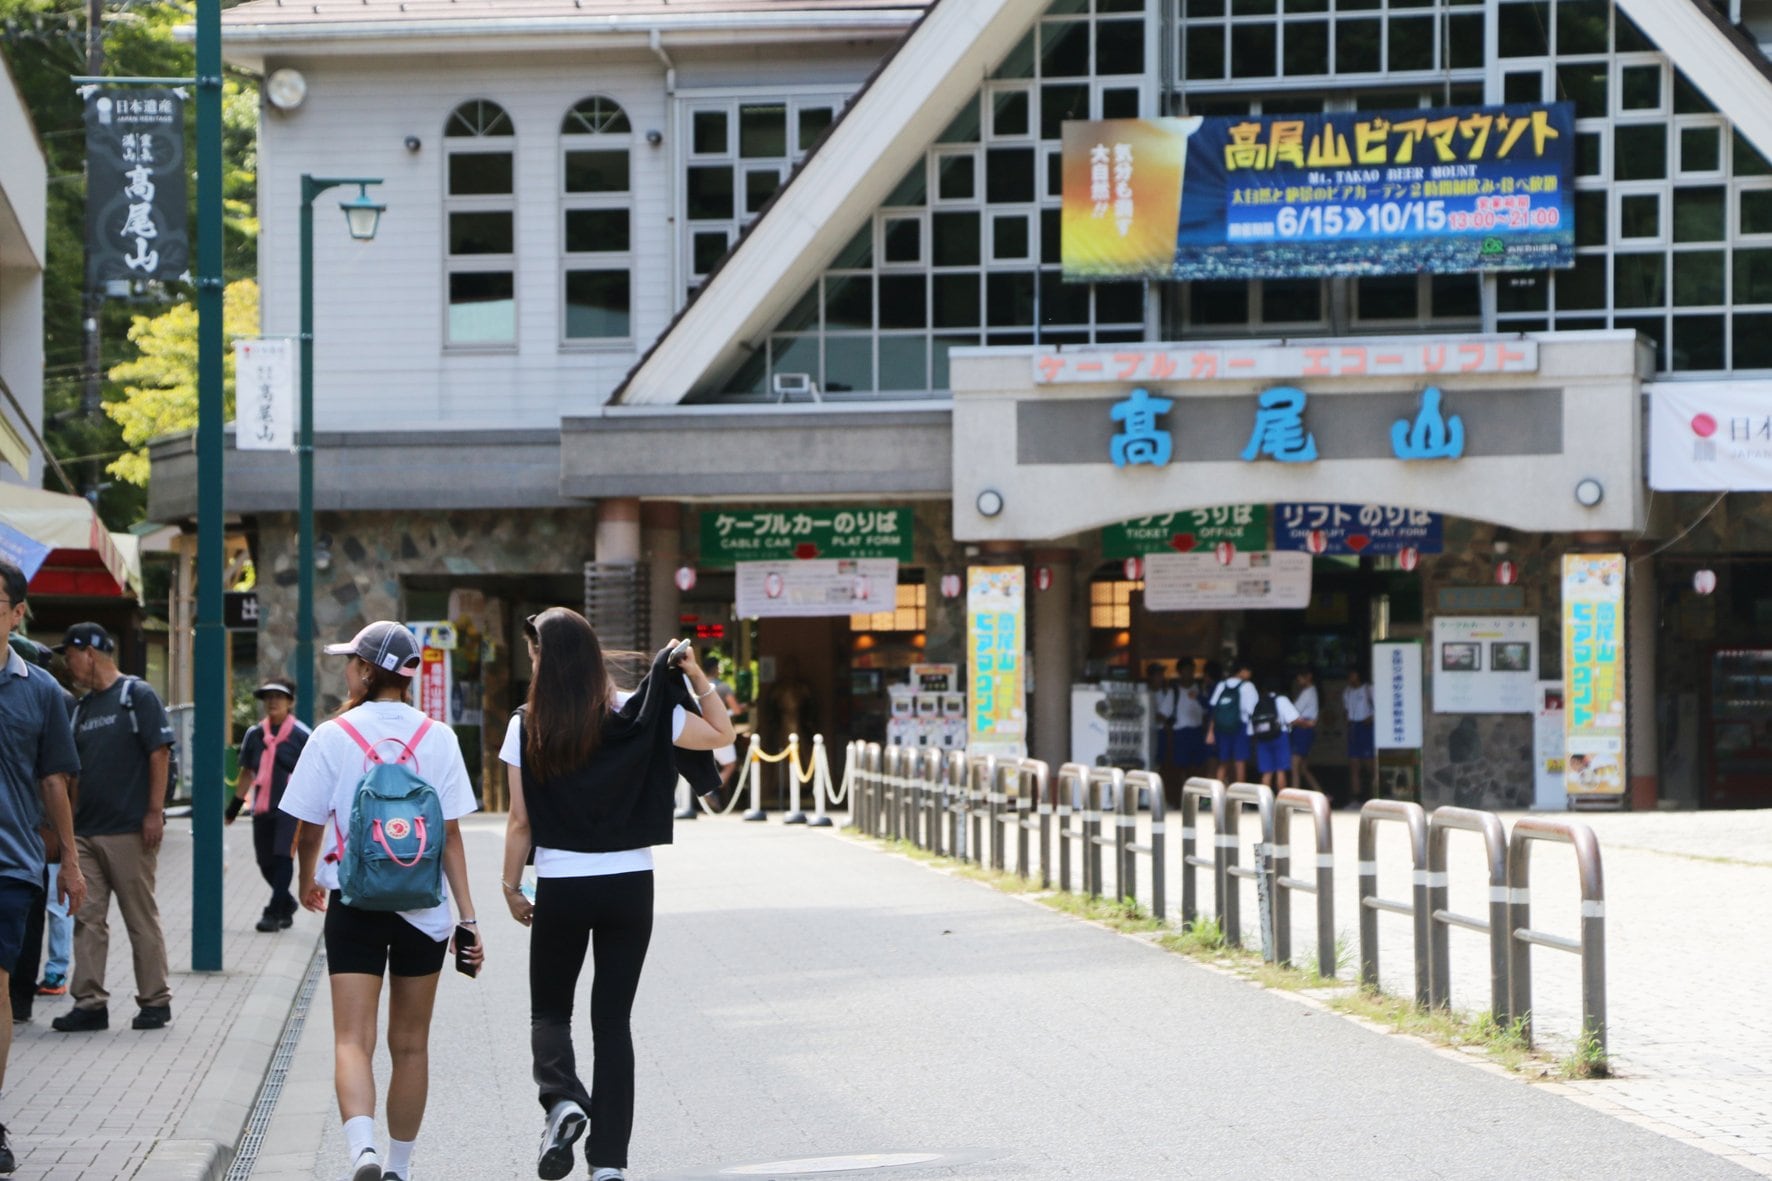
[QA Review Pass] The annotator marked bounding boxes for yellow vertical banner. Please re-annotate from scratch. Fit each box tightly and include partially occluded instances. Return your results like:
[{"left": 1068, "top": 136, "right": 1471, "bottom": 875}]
[
  {"left": 967, "top": 566, "right": 1027, "bottom": 758},
  {"left": 1562, "top": 554, "right": 1626, "bottom": 798}
]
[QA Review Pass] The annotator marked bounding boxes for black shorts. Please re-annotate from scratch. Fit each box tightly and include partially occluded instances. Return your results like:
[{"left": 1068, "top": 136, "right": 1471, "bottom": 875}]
[
  {"left": 0, "top": 876, "right": 41, "bottom": 972},
  {"left": 323, "top": 891, "right": 447, "bottom": 978}
]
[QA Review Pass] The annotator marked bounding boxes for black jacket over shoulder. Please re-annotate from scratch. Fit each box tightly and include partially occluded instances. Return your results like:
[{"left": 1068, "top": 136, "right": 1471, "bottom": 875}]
[{"left": 520, "top": 645, "right": 722, "bottom": 854}]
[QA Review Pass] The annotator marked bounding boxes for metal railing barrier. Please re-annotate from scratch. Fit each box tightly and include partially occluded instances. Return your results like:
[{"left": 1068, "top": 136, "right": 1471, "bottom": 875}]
[
  {"left": 988, "top": 760, "right": 1014, "bottom": 871},
  {"left": 1054, "top": 763, "right": 1090, "bottom": 894},
  {"left": 1180, "top": 777, "right": 1228, "bottom": 929},
  {"left": 1273, "top": 788, "right": 1335, "bottom": 978},
  {"left": 1357, "top": 800, "right": 1430, "bottom": 1008},
  {"left": 1081, "top": 768, "right": 1122, "bottom": 901},
  {"left": 1508, "top": 817, "right": 1607, "bottom": 1058},
  {"left": 1123, "top": 771, "right": 1166, "bottom": 920},
  {"left": 1012, "top": 759, "right": 1052, "bottom": 887},
  {"left": 966, "top": 754, "right": 996, "bottom": 867},
  {"left": 1223, "top": 782, "right": 1278, "bottom": 959},
  {"left": 941, "top": 749, "right": 968, "bottom": 859},
  {"left": 1427, "top": 807, "right": 1509, "bottom": 1024},
  {"left": 859, "top": 742, "right": 882, "bottom": 836}
]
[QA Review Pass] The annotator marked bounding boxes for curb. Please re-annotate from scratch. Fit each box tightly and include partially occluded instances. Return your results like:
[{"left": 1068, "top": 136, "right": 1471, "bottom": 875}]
[{"left": 132, "top": 925, "right": 325, "bottom": 1181}]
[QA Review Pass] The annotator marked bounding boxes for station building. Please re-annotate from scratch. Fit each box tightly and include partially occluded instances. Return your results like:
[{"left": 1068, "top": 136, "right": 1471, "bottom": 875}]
[{"left": 149, "top": 0, "right": 1772, "bottom": 810}]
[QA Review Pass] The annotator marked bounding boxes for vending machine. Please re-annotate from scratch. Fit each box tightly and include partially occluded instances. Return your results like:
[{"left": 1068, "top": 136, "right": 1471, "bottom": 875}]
[
  {"left": 1069, "top": 682, "right": 1152, "bottom": 770},
  {"left": 886, "top": 664, "right": 967, "bottom": 749}
]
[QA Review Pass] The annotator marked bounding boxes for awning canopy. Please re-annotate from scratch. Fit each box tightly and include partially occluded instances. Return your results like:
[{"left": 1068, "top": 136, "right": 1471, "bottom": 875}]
[{"left": 0, "top": 484, "right": 138, "bottom": 599}]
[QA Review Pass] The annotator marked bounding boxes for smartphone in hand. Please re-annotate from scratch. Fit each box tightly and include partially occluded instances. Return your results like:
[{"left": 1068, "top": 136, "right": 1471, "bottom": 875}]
[{"left": 454, "top": 923, "right": 479, "bottom": 978}]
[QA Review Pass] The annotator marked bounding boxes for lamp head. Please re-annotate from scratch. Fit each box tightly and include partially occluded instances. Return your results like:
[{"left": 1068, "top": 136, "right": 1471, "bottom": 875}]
[{"left": 339, "top": 183, "right": 385, "bottom": 241}]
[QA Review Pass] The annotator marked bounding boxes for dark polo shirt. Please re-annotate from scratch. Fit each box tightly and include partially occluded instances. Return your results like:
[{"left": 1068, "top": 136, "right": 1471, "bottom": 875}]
[{"left": 0, "top": 647, "right": 79, "bottom": 886}]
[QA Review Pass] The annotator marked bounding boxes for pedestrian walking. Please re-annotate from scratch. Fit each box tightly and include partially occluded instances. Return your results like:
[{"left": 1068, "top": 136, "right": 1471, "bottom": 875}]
[
  {"left": 51, "top": 622, "right": 174, "bottom": 1035},
  {"left": 1204, "top": 663, "right": 1258, "bottom": 783},
  {"left": 4, "top": 636, "right": 74, "bottom": 1020},
  {"left": 1250, "top": 674, "right": 1301, "bottom": 791},
  {"left": 1344, "top": 669, "right": 1377, "bottom": 808},
  {"left": 281, "top": 621, "right": 482, "bottom": 1181},
  {"left": 499, "top": 610, "right": 732, "bottom": 1181},
  {"left": 1290, "top": 668, "right": 1324, "bottom": 793},
  {"left": 0, "top": 562, "right": 86, "bottom": 1173},
  {"left": 230, "top": 680, "right": 311, "bottom": 932}
]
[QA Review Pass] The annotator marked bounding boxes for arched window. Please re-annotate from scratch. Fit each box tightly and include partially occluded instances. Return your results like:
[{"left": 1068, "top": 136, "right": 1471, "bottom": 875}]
[
  {"left": 560, "top": 96, "right": 633, "bottom": 343},
  {"left": 444, "top": 99, "right": 515, "bottom": 346}
]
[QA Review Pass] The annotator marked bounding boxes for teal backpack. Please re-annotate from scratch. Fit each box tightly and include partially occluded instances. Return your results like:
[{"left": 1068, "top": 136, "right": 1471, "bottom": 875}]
[{"left": 331, "top": 717, "right": 446, "bottom": 912}]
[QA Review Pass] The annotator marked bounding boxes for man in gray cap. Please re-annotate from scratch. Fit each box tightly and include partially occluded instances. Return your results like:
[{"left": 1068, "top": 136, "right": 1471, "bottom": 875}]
[
  {"left": 231, "top": 681, "right": 311, "bottom": 932},
  {"left": 52, "top": 622, "right": 175, "bottom": 1034}
]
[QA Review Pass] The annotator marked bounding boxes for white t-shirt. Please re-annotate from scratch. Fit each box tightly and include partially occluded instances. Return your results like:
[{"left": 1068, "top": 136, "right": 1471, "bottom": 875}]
[
  {"left": 1270, "top": 693, "right": 1302, "bottom": 732},
  {"left": 1174, "top": 685, "right": 1205, "bottom": 729},
  {"left": 1294, "top": 685, "right": 1319, "bottom": 724},
  {"left": 279, "top": 701, "right": 478, "bottom": 940},
  {"left": 499, "top": 691, "right": 686, "bottom": 878},
  {"left": 1344, "top": 683, "right": 1375, "bottom": 723},
  {"left": 1209, "top": 679, "right": 1261, "bottom": 730}
]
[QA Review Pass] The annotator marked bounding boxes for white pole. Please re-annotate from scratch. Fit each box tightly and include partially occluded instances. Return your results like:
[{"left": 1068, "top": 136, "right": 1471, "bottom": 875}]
[
  {"left": 743, "top": 745, "right": 767, "bottom": 821},
  {"left": 784, "top": 733, "right": 808, "bottom": 824},
  {"left": 809, "top": 735, "right": 833, "bottom": 827}
]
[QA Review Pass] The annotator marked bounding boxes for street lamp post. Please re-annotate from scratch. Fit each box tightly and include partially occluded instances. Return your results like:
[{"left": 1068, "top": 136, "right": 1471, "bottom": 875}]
[{"left": 297, "top": 176, "right": 384, "bottom": 725}]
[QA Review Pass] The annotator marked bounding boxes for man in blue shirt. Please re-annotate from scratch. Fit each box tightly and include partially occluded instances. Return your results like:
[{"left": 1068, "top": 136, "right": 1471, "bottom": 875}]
[{"left": 0, "top": 560, "right": 86, "bottom": 1174}]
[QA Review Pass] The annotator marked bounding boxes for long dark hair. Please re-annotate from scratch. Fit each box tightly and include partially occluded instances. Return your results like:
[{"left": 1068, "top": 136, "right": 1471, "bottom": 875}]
[
  {"left": 524, "top": 607, "right": 611, "bottom": 782},
  {"left": 338, "top": 658, "right": 412, "bottom": 715}
]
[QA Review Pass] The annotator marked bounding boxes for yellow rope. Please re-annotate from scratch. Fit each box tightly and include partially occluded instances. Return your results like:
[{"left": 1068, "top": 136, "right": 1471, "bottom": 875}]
[
  {"left": 748, "top": 744, "right": 796, "bottom": 764},
  {"left": 747, "top": 739, "right": 819, "bottom": 782}
]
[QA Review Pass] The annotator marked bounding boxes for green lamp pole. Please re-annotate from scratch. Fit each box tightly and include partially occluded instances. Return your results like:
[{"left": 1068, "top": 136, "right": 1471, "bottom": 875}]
[
  {"left": 296, "top": 176, "right": 384, "bottom": 726},
  {"left": 192, "top": 0, "right": 224, "bottom": 970}
]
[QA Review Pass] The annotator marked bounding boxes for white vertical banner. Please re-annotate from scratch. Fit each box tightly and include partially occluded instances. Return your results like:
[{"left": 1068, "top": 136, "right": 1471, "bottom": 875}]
[
  {"left": 233, "top": 337, "right": 295, "bottom": 451},
  {"left": 1372, "top": 641, "right": 1423, "bottom": 750}
]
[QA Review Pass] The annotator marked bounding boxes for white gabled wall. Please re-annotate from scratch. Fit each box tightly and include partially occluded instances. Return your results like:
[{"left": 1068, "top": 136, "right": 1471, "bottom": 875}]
[
  {"left": 1616, "top": 0, "right": 1772, "bottom": 164},
  {"left": 618, "top": 0, "right": 1043, "bottom": 406},
  {"left": 255, "top": 44, "right": 885, "bottom": 432}
]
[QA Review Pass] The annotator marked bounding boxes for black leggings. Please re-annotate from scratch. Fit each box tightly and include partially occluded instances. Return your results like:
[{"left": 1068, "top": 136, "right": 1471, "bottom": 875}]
[
  {"left": 529, "top": 870, "right": 654, "bottom": 1170},
  {"left": 252, "top": 811, "right": 298, "bottom": 916}
]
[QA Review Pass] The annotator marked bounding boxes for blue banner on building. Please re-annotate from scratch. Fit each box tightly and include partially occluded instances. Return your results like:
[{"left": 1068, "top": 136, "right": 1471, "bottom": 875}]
[
  {"left": 1273, "top": 503, "right": 1443, "bottom": 556},
  {"left": 0, "top": 521, "right": 51, "bottom": 580},
  {"left": 1061, "top": 102, "right": 1576, "bottom": 282}
]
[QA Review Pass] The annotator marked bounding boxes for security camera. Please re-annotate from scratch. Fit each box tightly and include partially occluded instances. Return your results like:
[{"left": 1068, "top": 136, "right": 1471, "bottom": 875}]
[
  {"left": 404, "top": 135, "right": 422, "bottom": 153},
  {"left": 646, "top": 129, "right": 663, "bottom": 146}
]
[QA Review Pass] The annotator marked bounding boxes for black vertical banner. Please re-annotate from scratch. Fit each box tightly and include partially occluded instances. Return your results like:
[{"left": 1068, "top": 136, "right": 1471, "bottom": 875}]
[{"left": 85, "top": 88, "right": 189, "bottom": 284}]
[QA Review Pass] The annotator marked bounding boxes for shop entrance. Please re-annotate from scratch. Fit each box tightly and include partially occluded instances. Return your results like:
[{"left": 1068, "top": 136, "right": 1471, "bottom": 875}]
[{"left": 1083, "top": 557, "right": 1422, "bottom": 803}]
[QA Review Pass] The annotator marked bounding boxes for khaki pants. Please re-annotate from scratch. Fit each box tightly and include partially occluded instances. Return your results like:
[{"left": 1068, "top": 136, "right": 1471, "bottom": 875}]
[{"left": 71, "top": 833, "right": 171, "bottom": 1011}]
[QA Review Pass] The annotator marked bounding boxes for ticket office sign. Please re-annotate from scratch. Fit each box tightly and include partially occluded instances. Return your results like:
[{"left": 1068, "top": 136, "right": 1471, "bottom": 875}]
[{"left": 1061, "top": 103, "right": 1576, "bottom": 282}]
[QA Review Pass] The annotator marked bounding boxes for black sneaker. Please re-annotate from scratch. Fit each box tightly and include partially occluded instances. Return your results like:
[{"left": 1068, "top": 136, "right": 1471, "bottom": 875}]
[
  {"left": 255, "top": 910, "right": 281, "bottom": 933},
  {"left": 50, "top": 1006, "right": 107, "bottom": 1033},
  {"left": 278, "top": 910, "right": 294, "bottom": 929},
  {"left": 132, "top": 1005, "right": 171, "bottom": 1030},
  {"left": 537, "top": 1099, "right": 586, "bottom": 1180},
  {"left": 0, "top": 1121, "right": 15, "bottom": 1174}
]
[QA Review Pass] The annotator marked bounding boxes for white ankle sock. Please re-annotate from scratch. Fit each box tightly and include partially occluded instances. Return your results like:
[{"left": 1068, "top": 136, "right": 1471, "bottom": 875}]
[
  {"left": 387, "top": 1137, "right": 415, "bottom": 1175},
  {"left": 343, "top": 1115, "right": 376, "bottom": 1160}
]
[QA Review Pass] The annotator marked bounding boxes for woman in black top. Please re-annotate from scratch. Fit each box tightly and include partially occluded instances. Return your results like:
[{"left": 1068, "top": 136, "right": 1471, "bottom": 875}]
[{"left": 500, "top": 609, "right": 733, "bottom": 1181}]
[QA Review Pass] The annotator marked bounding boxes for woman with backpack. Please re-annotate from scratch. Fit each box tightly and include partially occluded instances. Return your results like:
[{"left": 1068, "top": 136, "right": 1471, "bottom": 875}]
[
  {"left": 1250, "top": 673, "right": 1302, "bottom": 791},
  {"left": 499, "top": 609, "right": 733, "bottom": 1181},
  {"left": 281, "top": 621, "right": 483, "bottom": 1181}
]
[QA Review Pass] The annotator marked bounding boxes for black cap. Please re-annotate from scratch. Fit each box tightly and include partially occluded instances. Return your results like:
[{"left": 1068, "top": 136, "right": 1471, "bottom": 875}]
[
  {"left": 55, "top": 622, "right": 114, "bottom": 655},
  {"left": 323, "top": 620, "right": 421, "bottom": 677},
  {"left": 254, "top": 680, "right": 296, "bottom": 699}
]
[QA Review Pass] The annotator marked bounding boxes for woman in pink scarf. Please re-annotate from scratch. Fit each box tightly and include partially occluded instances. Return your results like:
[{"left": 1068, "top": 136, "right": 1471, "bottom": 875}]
[{"left": 230, "top": 681, "right": 312, "bottom": 932}]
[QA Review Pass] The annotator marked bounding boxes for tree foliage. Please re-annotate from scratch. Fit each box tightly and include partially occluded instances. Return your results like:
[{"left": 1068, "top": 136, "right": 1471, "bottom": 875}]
[
  {"left": 1, "top": 0, "right": 257, "bottom": 524},
  {"left": 104, "top": 277, "right": 257, "bottom": 485}
]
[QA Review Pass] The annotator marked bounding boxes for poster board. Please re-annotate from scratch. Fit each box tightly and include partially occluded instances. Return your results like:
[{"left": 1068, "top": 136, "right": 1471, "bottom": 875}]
[
  {"left": 967, "top": 566, "right": 1027, "bottom": 758},
  {"left": 1562, "top": 554, "right": 1626, "bottom": 800},
  {"left": 1431, "top": 616, "right": 1536, "bottom": 713},
  {"left": 1372, "top": 642, "right": 1423, "bottom": 749},
  {"left": 1143, "top": 550, "right": 1312, "bottom": 611},
  {"left": 735, "top": 558, "right": 897, "bottom": 619}
]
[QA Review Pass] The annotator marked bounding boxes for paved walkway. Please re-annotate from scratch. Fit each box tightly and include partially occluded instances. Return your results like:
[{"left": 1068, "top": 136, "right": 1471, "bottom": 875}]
[
  {"left": 255, "top": 815, "right": 1753, "bottom": 1180},
  {"left": 4, "top": 820, "right": 321, "bottom": 1181}
]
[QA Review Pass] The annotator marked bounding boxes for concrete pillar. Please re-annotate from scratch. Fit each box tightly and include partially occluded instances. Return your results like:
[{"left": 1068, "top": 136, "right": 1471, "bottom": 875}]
[
  {"left": 595, "top": 497, "right": 642, "bottom": 563},
  {"left": 1031, "top": 546, "right": 1077, "bottom": 771},
  {"left": 642, "top": 501, "right": 683, "bottom": 652},
  {"left": 1626, "top": 546, "right": 1660, "bottom": 810}
]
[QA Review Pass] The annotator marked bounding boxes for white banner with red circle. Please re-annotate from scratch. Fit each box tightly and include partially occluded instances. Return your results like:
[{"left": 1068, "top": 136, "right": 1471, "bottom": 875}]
[{"left": 1649, "top": 381, "right": 1772, "bottom": 490}]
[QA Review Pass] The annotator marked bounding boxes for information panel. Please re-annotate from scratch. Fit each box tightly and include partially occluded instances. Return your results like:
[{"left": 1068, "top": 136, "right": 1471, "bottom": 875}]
[{"left": 1062, "top": 103, "right": 1576, "bottom": 281}]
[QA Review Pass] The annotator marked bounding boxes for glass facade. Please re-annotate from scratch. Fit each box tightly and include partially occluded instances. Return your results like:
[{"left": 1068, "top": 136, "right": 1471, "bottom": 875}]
[
  {"left": 698, "top": 0, "right": 1772, "bottom": 398},
  {"left": 444, "top": 100, "right": 517, "bottom": 346}
]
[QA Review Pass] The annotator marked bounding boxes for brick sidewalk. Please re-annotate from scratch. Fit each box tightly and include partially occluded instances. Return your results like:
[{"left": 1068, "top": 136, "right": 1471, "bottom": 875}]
[{"left": 4, "top": 819, "right": 320, "bottom": 1181}]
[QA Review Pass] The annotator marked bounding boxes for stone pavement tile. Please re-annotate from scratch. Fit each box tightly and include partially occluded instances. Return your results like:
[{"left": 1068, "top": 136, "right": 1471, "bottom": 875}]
[
  {"left": 3, "top": 819, "right": 320, "bottom": 1181},
  {"left": 269, "top": 816, "right": 1752, "bottom": 1180}
]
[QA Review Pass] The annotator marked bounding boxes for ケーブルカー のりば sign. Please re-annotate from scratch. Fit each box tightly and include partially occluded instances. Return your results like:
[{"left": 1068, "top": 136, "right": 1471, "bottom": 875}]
[{"left": 701, "top": 508, "right": 911, "bottom": 565}]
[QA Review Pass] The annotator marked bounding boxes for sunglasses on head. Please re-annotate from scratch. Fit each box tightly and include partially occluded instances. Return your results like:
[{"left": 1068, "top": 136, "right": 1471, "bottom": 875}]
[{"left": 524, "top": 613, "right": 540, "bottom": 643}]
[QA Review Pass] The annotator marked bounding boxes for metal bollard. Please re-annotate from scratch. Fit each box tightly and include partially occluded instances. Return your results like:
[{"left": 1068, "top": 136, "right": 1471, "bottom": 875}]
[
  {"left": 1086, "top": 768, "right": 1128, "bottom": 903},
  {"left": 1426, "top": 807, "right": 1509, "bottom": 1024},
  {"left": 989, "top": 760, "right": 1011, "bottom": 872},
  {"left": 967, "top": 755, "right": 995, "bottom": 867},
  {"left": 1018, "top": 759, "right": 1051, "bottom": 887},
  {"left": 1224, "top": 782, "right": 1277, "bottom": 960},
  {"left": 1055, "top": 763, "right": 1089, "bottom": 893},
  {"left": 1357, "top": 800, "right": 1430, "bottom": 1008},
  {"left": 863, "top": 742, "right": 882, "bottom": 836},
  {"left": 1508, "top": 817, "right": 1606, "bottom": 1058},
  {"left": 1273, "top": 788, "right": 1334, "bottom": 978},
  {"left": 1180, "top": 777, "right": 1228, "bottom": 929},
  {"left": 1124, "top": 771, "right": 1166, "bottom": 921},
  {"left": 945, "top": 750, "right": 968, "bottom": 859}
]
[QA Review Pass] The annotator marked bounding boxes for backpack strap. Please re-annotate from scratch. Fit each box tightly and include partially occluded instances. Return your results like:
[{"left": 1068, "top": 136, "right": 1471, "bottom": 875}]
[{"left": 333, "top": 718, "right": 381, "bottom": 763}]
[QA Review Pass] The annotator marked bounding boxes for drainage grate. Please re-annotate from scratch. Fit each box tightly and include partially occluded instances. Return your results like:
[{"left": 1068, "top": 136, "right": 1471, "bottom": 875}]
[{"left": 224, "top": 945, "right": 326, "bottom": 1180}]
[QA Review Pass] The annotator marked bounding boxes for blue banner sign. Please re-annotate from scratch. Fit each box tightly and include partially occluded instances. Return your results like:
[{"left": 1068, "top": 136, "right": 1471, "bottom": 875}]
[
  {"left": 1273, "top": 503, "right": 1443, "bottom": 555},
  {"left": 0, "top": 521, "right": 51, "bottom": 580},
  {"left": 1061, "top": 102, "right": 1576, "bottom": 281}
]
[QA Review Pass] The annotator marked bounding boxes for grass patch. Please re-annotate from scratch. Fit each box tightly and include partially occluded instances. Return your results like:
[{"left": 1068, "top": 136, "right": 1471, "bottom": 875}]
[
  {"left": 1038, "top": 891, "right": 1163, "bottom": 933},
  {"left": 954, "top": 863, "right": 1043, "bottom": 894},
  {"left": 1560, "top": 1030, "right": 1611, "bottom": 1080},
  {"left": 1325, "top": 989, "right": 1572, "bottom": 1075},
  {"left": 877, "top": 837, "right": 944, "bottom": 864}
]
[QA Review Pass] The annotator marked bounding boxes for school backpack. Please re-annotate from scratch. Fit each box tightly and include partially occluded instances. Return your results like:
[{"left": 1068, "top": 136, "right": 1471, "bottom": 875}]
[
  {"left": 332, "top": 717, "right": 445, "bottom": 912},
  {"left": 1250, "top": 692, "right": 1282, "bottom": 739},
  {"left": 1212, "top": 680, "right": 1244, "bottom": 732}
]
